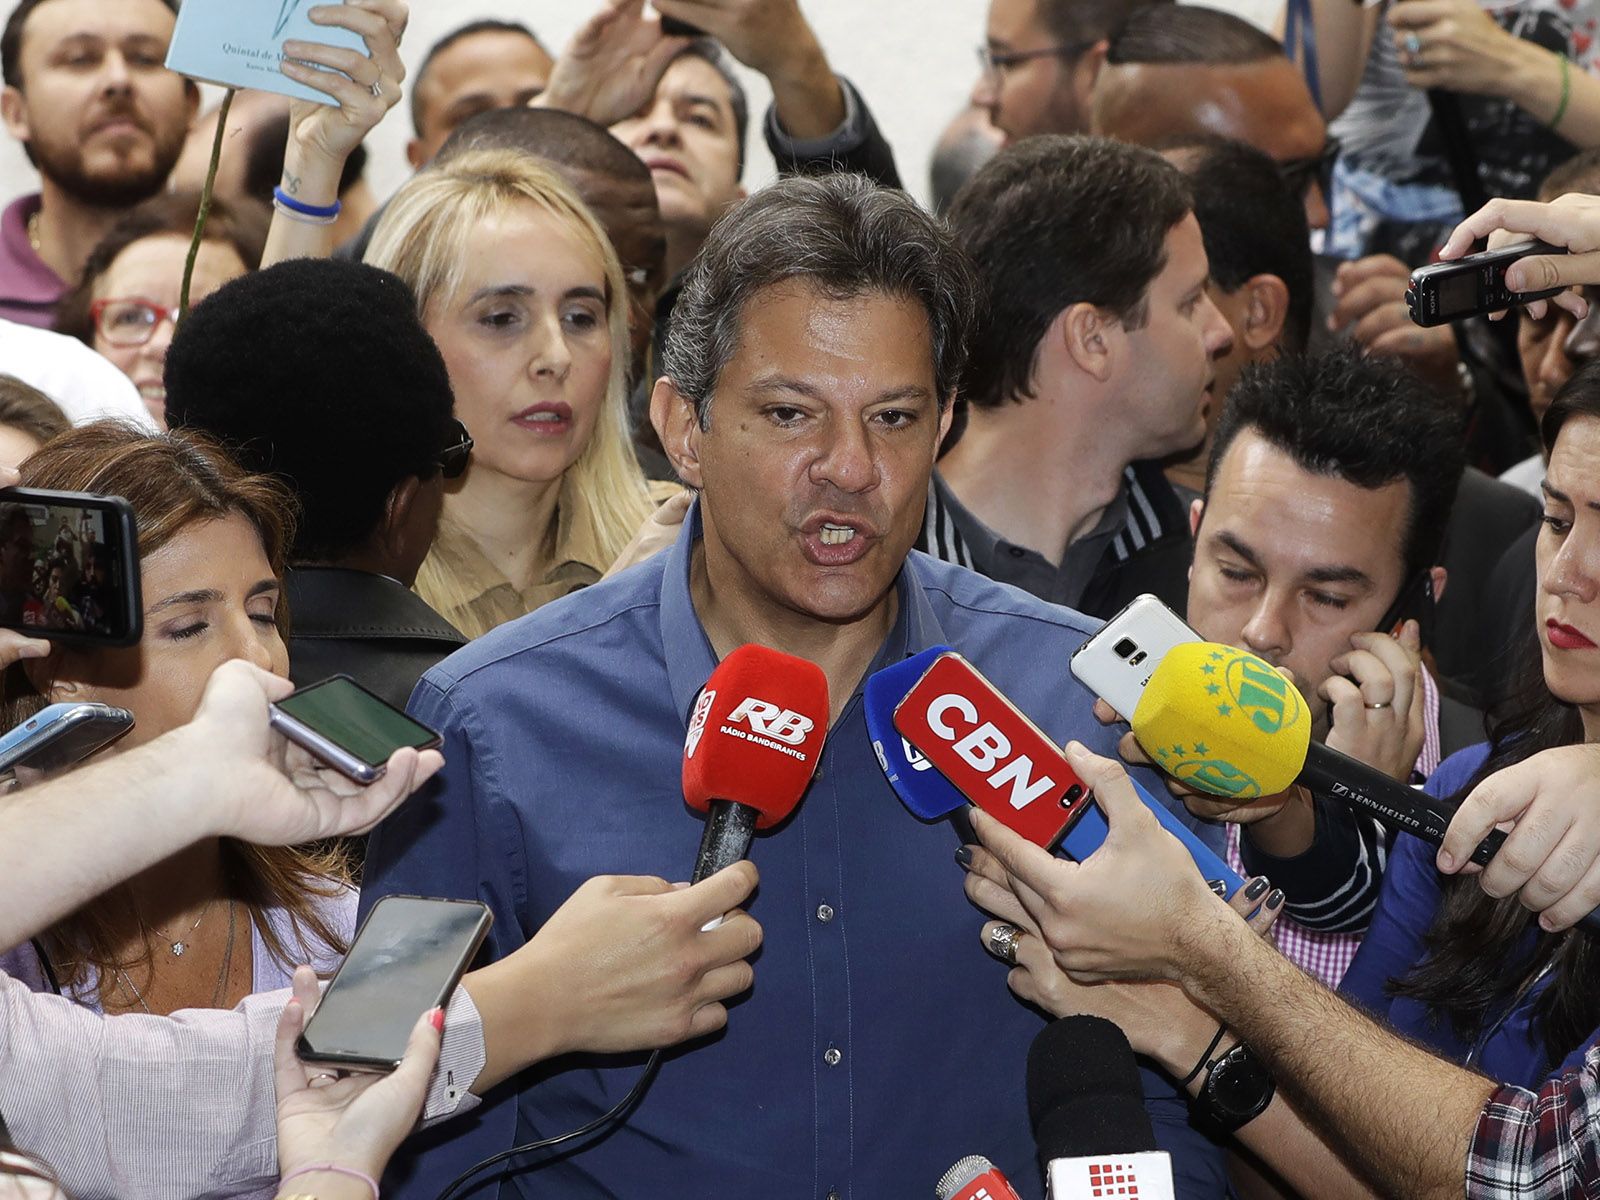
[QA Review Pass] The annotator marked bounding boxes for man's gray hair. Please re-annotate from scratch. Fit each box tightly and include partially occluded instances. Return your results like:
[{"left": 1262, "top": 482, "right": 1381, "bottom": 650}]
[{"left": 662, "top": 173, "right": 979, "bottom": 428}]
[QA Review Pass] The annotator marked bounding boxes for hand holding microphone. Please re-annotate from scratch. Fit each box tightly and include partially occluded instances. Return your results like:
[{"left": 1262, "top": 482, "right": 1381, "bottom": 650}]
[
  {"left": 866, "top": 649, "right": 1244, "bottom": 898},
  {"left": 1130, "top": 641, "right": 1600, "bottom": 935},
  {"left": 964, "top": 742, "right": 1233, "bottom": 985}
]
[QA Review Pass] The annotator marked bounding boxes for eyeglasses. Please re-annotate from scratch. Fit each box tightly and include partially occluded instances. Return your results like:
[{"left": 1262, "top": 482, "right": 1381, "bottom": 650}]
[
  {"left": 1277, "top": 137, "right": 1341, "bottom": 200},
  {"left": 437, "top": 418, "right": 473, "bottom": 480},
  {"left": 976, "top": 41, "right": 1099, "bottom": 77},
  {"left": 89, "top": 297, "right": 178, "bottom": 347}
]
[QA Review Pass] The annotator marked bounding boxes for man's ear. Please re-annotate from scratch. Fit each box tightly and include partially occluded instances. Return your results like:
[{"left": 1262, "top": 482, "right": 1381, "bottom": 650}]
[
  {"left": 1, "top": 86, "right": 31, "bottom": 143},
  {"left": 1428, "top": 565, "right": 1448, "bottom": 606},
  {"left": 1189, "top": 496, "right": 1205, "bottom": 538},
  {"left": 652, "top": 377, "right": 704, "bottom": 489},
  {"left": 1072, "top": 39, "right": 1110, "bottom": 104},
  {"left": 1059, "top": 303, "right": 1117, "bottom": 383},
  {"left": 1239, "top": 274, "right": 1291, "bottom": 354}
]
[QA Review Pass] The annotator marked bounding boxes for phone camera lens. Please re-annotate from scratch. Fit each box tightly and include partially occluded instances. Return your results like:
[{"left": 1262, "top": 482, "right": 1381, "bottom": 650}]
[
  {"left": 1113, "top": 638, "right": 1137, "bottom": 660},
  {"left": 1062, "top": 783, "right": 1084, "bottom": 807}
]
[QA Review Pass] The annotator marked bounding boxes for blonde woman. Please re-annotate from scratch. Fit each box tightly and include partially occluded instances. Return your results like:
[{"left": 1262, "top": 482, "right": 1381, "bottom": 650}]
[{"left": 365, "top": 149, "right": 666, "bottom": 639}]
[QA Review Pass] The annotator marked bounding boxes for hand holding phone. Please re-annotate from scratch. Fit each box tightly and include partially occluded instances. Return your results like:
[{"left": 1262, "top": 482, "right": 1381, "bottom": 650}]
[
  {"left": 1406, "top": 240, "right": 1567, "bottom": 326},
  {"left": 0, "top": 488, "right": 140, "bottom": 646},
  {"left": 296, "top": 896, "right": 490, "bottom": 1073},
  {"left": 275, "top": 964, "right": 444, "bottom": 1182},
  {"left": 269, "top": 675, "right": 442, "bottom": 784}
]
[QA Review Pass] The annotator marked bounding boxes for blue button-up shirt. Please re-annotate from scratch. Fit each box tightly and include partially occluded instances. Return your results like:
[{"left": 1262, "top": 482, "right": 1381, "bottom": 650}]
[{"left": 361, "top": 506, "right": 1227, "bottom": 1199}]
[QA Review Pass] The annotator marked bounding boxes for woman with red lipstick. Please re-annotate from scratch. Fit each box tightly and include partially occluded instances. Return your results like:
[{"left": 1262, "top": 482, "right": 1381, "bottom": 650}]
[
  {"left": 364, "top": 149, "right": 663, "bottom": 640},
  {"left": 1329, "top": 363, "right": 1600, "bottom": 1098}
]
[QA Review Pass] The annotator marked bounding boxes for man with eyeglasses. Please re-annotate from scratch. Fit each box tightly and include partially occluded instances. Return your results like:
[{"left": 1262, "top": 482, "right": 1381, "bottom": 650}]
[
  {"left": 164, "top": 258, "right": 470, "bottom": 717},
  {"left": 972, "top": 0, "right": 1169, "bottom": 142}
]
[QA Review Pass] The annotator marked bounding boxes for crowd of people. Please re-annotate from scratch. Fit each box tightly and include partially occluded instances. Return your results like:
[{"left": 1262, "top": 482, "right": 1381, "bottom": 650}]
[{"left": 9, "top": 0, "right": 1600, "bottom": 1195}]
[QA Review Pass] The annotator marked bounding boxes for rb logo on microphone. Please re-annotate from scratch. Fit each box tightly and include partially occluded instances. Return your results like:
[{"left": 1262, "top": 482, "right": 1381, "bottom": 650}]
[
  {"left": 727, "top": 697, "right": 815, "bottom": 746},
  {"left": 684, "top": 688, "right": 716, "bottom": 758}
]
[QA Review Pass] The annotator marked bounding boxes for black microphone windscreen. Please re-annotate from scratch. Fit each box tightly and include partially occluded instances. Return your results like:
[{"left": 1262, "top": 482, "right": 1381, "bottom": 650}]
[{"left": 1027, "top": 1015, "right": 1159, "bottom": 1163}]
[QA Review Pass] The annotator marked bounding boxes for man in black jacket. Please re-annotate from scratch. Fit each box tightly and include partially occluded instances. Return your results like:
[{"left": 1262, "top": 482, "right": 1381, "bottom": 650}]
[{"left": 164, "top": 258, "right": 467, "bottom": 710}]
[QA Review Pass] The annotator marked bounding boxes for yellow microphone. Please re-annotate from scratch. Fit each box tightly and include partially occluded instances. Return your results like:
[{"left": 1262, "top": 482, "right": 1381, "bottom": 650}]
[
  {"left": 1131, "top": 642, "right": 1312, "bottom": 799},
  {"left": 1132, "top": 641, "right": 1513, "bottom": 869}
]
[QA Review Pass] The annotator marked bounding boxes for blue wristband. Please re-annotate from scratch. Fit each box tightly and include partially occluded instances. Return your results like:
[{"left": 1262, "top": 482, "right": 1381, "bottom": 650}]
[{"left": 271, "top": 186, "right": 341, "bottom": 220}]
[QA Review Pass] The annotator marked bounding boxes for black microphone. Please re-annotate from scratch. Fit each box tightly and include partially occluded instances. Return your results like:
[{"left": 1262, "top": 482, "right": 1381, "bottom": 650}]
[{"left": 1028, "top": 1016, "right": 1173, "bottom": 1198}]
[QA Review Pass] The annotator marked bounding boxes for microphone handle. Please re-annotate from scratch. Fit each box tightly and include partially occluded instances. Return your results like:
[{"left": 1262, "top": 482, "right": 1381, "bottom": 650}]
[
  {"left": 1296, "top": 744, "right": 1498, "bottom": 863},
  {"left": 691, "top": 798, "right": 760, "bottom": 884},
  {"left": 1298, "top": 747, "right": 1600, "bottom": 936}
]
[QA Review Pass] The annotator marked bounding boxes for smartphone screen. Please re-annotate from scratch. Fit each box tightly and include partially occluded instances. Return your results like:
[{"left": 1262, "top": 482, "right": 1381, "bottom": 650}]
[
  {"left": 273, "top": 675, "right": 441, "bottom": 770},
  {"left": 0, "top": 489, "right": 140, "bottom": 645},
  {"left": 299, "top": 896, "right": 491, "bottom": 1070}
]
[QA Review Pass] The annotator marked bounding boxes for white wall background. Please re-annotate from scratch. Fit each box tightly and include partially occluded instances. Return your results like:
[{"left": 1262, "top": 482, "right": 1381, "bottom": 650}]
[{"left": 0, "top": 0, "right": 1278, "bottom": 213}]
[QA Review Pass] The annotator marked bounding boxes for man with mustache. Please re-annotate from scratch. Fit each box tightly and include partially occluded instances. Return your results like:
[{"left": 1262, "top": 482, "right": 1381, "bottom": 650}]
[{"left": 0, "top": 0, "right": 196, "bottom": 327}]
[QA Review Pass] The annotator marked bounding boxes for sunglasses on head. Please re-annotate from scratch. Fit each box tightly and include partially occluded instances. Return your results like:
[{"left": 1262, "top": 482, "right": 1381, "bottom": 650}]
[
  {"left": 1277, "top": 137, "right": 1341, "bottom": 199},
  {"left": 437, "top": 419, "right": 473, "bottom": 480}
]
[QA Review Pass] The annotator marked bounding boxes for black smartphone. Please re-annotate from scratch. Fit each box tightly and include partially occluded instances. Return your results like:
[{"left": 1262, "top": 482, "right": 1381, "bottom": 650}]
[
  {"left": 0, "top": 488, "right": 140, "bottom": 646},
  {"left": 1406, "top": 241, "right": 1567, "bottom": 326},
  {"left": 268, "top": 674, "right": 442, "bottom": 784},
  {"left": 660, "top": 15, "right": 705, "bottom": 36},
  {"left": 297, "top": 895, "right": 492, "bottom": 1073},
  {"left": 0, "top": 701, "right": 133, "bottom": 777},
  {"left": 1374, "top": 569, "right": 1437, "bottom": 644}
]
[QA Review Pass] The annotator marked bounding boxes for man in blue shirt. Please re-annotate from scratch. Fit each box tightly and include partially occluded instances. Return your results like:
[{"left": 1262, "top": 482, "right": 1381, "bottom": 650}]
[{"left": 360, "top": 171, "right": 1227, "bottom": 1199}]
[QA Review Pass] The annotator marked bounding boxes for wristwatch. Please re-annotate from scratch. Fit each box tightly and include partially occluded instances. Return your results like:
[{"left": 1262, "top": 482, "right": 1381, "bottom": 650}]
[{"left": 1196, "top": 1038, "right": 1276, "bottom": 1133}]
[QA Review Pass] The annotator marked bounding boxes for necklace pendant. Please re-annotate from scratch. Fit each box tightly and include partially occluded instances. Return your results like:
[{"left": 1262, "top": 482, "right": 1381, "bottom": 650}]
[{"left": 171, "top": 941, "right": 186, "bottom": 957}]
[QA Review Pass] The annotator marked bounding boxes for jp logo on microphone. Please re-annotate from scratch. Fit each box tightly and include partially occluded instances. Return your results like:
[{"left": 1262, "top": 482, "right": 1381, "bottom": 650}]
[{"left": 1132, "top": 642, "right": 1312, "bottom": 800}]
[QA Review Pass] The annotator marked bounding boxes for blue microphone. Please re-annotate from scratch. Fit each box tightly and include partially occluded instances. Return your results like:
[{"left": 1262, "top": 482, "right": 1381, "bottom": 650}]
[
  {"left": 866, "top": 647, "right": 967, "bottom": 820},
  {"left": 865, "top": 654, "right": 1245, "bottom": 898}
]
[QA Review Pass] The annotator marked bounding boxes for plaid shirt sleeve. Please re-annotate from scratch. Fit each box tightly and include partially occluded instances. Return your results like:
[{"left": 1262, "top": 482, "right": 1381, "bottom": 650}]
[{"left": 1466, "top": 1041, "right": 1600, "bottom": 1199}]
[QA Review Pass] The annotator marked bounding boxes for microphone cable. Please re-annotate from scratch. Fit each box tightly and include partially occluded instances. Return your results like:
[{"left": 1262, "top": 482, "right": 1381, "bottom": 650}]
[{"left": 433, "top": 1049, "right": 662, "bottom": 1200}]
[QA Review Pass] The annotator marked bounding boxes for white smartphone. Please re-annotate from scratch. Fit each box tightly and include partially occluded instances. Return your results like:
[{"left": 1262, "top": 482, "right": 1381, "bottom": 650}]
[{"left": 1070, "top": 594, "right": 1201, "bottom": 720}]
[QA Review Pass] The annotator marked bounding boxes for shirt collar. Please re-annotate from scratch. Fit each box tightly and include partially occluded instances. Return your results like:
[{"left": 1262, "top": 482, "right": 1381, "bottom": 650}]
[
  {"left": 0, "top": 195, "right": 66, "bottom": 306},
  {"left": 658, "top": 499, "right": 949, "bottom": 724},
  {"left": 433, "top": 475, "right": 610, "bottom": 607}
]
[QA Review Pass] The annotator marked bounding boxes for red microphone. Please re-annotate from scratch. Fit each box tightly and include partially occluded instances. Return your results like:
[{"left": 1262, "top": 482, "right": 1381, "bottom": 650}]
[
  {"left": 893, "top": 651, "right": 1094, "bottom": 847},
  {"left": 683, "top": 644, "right": 829, "bottom": 883},
  {"left": 936, "top": 1156, "right": 1023, "bottom": 1200}
]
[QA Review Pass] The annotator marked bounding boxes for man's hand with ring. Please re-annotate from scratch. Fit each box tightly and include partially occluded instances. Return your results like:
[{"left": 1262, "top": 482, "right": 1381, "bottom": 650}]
[{"left": 1321, "top": 619, "right": 1427, "bottom": 783}]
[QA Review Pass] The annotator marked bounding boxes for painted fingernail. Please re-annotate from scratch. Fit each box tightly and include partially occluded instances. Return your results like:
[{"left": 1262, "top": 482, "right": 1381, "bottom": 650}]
[
  {"left": 429, "top": 1006, "right": 445, "bottom": 1032},
  {"left": 1244, "top": 877, "right": 1270, "bottom": 900},
  {"left": 1267, "top": 889, "right": 1286, "bottom": 909},
  {"left": 955, "top": 845, "right": 974, "bottom": 869}
]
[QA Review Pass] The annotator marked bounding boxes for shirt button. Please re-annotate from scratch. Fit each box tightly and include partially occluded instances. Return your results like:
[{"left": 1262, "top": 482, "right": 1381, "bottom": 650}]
[
  {"left": 826, "top": 1191, "right": 841, "bottom": 1200},
  {"left": 816, "top": 903, "right": 835, "bottom": 923},
  {"left": 823, "top": 1046, "right": 842, "bottom": 1067}
]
